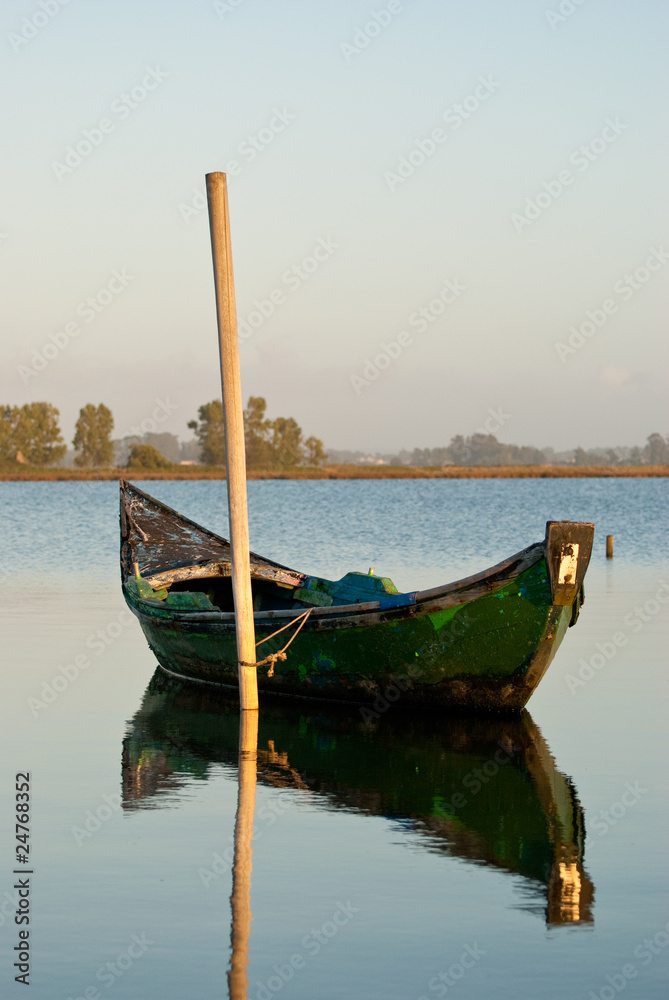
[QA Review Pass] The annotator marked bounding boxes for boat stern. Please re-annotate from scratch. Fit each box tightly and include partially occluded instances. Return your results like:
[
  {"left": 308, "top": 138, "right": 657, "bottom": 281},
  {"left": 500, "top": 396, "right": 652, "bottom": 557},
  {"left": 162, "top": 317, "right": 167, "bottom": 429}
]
[{"left": 545, "top": 520, "right": 595, "bottom": 609}]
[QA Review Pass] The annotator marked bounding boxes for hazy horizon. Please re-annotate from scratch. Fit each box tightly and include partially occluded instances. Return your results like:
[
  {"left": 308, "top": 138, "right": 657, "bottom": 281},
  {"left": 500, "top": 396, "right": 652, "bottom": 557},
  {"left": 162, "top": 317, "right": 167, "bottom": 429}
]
[{"left": 2, "top": 0, "right": 667, "bottom": 452}]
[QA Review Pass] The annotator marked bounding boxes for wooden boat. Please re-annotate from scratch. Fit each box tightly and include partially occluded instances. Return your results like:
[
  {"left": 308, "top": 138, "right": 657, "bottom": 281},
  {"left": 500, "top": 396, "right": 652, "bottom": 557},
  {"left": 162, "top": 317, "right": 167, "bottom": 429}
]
[
  {"left": 123, "top": 672, "right": 595, "bottom": 926},
  {"left": 120, "top": 480, "right": 594, "bottom": 710}
]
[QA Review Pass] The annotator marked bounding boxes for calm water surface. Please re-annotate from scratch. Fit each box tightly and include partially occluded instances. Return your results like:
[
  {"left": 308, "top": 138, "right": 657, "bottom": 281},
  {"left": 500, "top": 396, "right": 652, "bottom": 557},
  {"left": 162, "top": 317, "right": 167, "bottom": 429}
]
[{"left": 0, "top": 479, "right": 667, "bottom": 999}]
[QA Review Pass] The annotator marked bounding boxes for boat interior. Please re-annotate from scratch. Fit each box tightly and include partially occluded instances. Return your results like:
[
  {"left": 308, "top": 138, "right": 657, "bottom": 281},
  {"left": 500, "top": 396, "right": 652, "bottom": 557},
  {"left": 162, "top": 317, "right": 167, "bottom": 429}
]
[{"left": 129, "top": 563, "right": 409, "bottom": 614}]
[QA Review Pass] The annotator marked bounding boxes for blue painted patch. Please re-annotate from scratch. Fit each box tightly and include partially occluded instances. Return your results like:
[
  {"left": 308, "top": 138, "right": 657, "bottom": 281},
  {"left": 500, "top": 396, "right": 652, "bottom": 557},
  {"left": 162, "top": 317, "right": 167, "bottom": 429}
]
[
  {"left": 379, "top": 592, "right": 417, "bottom": 610},
  {"left": 313, "top": 652, "right": 336, "bottom": 672}
]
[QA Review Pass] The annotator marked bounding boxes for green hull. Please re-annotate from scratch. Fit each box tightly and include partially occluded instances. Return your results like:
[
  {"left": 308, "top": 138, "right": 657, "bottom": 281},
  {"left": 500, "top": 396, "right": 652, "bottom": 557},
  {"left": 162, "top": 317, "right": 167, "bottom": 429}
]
[
  {"left": 123, "top": 673, "right": 594, "bottom": 926},
  {"left": 120, "top": 482, "right": 594, "bottom": 711},
  {"left": 130, "top": 558, "right": 573, "bottom": 709}
]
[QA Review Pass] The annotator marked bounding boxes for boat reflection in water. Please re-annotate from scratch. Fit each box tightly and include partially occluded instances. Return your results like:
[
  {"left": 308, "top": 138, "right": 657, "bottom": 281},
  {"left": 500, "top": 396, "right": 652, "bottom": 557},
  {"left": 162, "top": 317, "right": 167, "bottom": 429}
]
[{"left": 123, "top": 672, "right": 594, "bottom": 932}]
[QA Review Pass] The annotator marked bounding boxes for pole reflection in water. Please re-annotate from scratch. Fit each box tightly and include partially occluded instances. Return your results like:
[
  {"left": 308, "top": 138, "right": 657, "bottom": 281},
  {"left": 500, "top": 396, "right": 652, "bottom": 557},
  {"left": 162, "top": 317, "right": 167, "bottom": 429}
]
[
  {"left": 122, "top": 671, "right": 595, "bottom": 931},
  {"left": 228, "top": 710, "right": 258, "bottom": 1000}
]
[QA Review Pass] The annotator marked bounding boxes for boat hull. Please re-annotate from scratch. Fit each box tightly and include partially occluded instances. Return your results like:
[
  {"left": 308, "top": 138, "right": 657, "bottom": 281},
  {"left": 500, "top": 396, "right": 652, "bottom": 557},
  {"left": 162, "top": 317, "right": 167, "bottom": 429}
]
[
  {"left": 119, "top": 481, "right": 593, "bottom": 711},
  {"left": 125, "top": 555, "right": 576, "bottom": 710}
]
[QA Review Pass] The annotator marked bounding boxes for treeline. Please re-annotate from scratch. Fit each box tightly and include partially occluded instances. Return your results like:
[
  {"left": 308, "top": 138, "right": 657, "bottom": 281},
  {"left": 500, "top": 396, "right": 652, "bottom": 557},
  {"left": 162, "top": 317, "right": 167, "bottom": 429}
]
[
  {"left": 1, "top": 402, "right": 123, "bottom": 468},
  {"left": 404, "top": 435, "right": 546, "bottom": 467},
  {"left": 0, "top": 399, "right": 327, "bottom": 469},
  {"left": 394, "top": 433, "right": 669, "bottom": 467},
  {"left": 3, "top": 402, "right": 668, "bottom": 470},
  {"left": 329, "top": 432, "right": 669, "bottom": 467}
]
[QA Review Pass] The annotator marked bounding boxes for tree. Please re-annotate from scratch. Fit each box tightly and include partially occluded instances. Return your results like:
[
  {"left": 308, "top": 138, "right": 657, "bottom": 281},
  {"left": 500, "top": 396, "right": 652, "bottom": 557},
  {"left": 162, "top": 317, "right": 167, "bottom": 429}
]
[
  {"left": 304, "top": 435, "right": 327, "bottom": 466},
  {"left": 270, "top": 416, "right": 304, "bottom": 467},
  {"left": 411, "top": 447, "right": 450, "bottom": 467},
  {"left": 447, "top": 435, "right": 472, "bottom": 465},
  {"left": 10, "top": 402, "right": 66, "bottom": 466},
  {"left": 143, "top": 433, "right": 180, "bottom": 464},
  {"left": 446, "top": 433, "right": 512, "bottom": 466},
  {"left": 188, "top": 400, "right": 225, "bottom": 465},
  {"left": 244, "top": 396, "right": 273, "bottom": 467},
  {"left": 128, "top": 444, "right": 173, "bottom": 470},
  {"left": 646, "top": 433, "right": 669, "bottom": 465},
  {"left": 509, "top": 444, "right": 546, "bottom": 465},
  {"left": 0, "top": 406, "right": 18, "bottom": 462},
  {"left": 73, "top": 403, "right": 114, "bottom": 467}
]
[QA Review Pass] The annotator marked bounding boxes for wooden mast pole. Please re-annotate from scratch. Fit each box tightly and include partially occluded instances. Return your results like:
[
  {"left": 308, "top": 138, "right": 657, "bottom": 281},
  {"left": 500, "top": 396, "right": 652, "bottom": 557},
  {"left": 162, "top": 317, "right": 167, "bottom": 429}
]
[{"left": 206, "top": 171, "right": 258, "bottom": 711}]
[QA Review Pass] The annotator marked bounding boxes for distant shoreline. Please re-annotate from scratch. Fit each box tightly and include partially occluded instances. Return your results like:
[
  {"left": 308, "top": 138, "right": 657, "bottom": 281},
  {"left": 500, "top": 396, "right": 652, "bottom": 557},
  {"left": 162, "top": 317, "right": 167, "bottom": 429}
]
[{"left": 1, "top": 464, "right": 667, "bottom": 481}]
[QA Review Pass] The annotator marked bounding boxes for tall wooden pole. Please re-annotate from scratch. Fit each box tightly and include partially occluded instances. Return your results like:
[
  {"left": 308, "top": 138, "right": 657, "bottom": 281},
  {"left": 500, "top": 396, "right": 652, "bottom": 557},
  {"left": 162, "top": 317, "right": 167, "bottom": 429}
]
[{"left": 206, "top": 171, "right": 258, "bottom": 711}]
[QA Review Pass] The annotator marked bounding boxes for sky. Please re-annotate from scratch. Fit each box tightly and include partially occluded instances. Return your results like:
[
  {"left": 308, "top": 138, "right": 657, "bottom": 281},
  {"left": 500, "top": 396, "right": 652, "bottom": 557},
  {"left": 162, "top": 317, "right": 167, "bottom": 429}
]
[{"left": 1, "top": 0, "right": 667, "bottom": 452}]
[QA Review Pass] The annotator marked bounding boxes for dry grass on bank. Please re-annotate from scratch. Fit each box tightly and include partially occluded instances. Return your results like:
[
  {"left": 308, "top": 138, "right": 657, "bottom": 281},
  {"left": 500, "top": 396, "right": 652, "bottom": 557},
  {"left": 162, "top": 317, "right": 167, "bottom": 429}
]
[{"left": 1, "top": 464, "right": 668, "bottom": 481}]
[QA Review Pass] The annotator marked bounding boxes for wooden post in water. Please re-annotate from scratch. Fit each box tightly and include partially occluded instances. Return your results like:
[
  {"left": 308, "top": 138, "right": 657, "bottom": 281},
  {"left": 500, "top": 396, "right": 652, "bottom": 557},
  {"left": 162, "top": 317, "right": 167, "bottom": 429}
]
[
  {"left": 206, "top": 171, "right": 258, "bottom": 711},
  {"left": 227, "top": 710, "right": 258, "bottom": 1000},
  {"left": 606, "top": 535, "right": 614, "bottom": 559}
]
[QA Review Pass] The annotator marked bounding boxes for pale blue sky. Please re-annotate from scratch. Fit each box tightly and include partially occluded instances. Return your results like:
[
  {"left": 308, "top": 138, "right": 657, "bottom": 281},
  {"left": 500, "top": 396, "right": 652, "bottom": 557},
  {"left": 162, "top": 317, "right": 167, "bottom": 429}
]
[{"left": 1, "top": 0, "right": 667, "bottom": 451}]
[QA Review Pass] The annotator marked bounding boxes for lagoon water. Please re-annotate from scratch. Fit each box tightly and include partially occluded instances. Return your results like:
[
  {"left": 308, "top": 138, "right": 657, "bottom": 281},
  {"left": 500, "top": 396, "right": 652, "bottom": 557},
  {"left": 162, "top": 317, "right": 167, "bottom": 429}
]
[{"left": 0, "top": 478, "right": 667, "bottom": 999}]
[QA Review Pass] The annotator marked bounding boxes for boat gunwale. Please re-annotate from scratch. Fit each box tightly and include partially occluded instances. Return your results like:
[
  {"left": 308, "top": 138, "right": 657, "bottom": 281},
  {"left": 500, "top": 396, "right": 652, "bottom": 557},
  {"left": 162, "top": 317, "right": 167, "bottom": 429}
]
[{"left": 122, "top": 540, "right": 545, "bottom": 625}]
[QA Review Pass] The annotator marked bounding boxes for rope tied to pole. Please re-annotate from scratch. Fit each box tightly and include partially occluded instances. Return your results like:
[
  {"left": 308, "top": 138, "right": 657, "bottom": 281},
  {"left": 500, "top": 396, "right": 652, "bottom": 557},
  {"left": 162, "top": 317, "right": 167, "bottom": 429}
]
[{"left": 239, "top": 608, "right": 313, "bottom": 677}]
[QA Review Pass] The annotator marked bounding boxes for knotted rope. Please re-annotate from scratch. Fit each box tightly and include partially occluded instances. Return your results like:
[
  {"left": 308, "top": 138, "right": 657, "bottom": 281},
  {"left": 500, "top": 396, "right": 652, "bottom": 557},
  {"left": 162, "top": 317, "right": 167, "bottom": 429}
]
[{"left": 240, "top": 608, "right": 313, "bottom": 677}]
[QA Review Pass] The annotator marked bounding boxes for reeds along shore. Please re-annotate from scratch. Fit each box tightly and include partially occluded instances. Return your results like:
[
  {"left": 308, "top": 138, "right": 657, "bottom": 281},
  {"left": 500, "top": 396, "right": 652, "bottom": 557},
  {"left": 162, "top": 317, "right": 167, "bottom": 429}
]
[{"left": 1, "top": 464, "right": 668, "bottom": 481}]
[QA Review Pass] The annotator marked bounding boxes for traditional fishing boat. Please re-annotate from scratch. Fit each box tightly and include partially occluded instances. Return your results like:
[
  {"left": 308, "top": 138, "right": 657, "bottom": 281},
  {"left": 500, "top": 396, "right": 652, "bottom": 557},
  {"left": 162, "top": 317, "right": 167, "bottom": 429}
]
[
  {"left": 120, "top": 480, "right": 594, "bottom": 710},
  {"left": 123, "top": 672, "right": 594, "bottom": 926}
]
